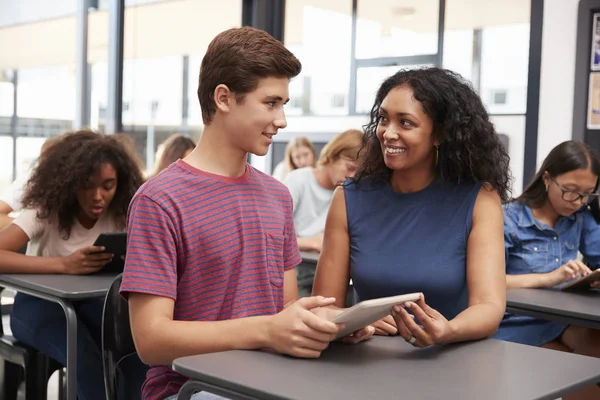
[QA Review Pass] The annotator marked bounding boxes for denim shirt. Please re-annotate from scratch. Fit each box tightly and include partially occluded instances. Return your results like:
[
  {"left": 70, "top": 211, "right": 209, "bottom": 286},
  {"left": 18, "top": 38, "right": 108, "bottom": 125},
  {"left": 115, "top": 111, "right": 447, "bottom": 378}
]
[{"left": 504, "top": 202, "right": 600, "bottom": 274}]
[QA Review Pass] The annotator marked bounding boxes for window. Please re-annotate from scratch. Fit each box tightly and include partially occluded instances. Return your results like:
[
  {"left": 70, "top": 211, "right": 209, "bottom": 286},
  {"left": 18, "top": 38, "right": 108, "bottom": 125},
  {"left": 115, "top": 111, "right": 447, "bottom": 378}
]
[
  {"left": 0, "top": 74, "right": 14, "bottom": 117},
  {"left": 492, "top": 90, "right": 508, "bottom": 105},
  {"left": 355, "top": 0, "right": 439, "bottom": 59},
  {"left": 285, "top": 0, "right": 353, "bottom": 116},
  {"left": 0, "top": 2, "right": 76, "bottom": 187},
  {"left": 443, "top": 0, "right": 531, "bottom": 193},
  {"left": 122, "top": 0, "right": 241, "bottom": 169},
  {"left": 443, "top": 0, "right": 531, "bottom": 114},
  {"left": 15, "top": 137, "right": 46, "bottom": 179},
  {"left": 355, "top": 65, "right": 430, "bottom": 114},
  {"left": 331, "top": 94, "right": 346, "bottom": 108},
  {"left": 0, "top": 137, "right": 14, "bottom": 192}
]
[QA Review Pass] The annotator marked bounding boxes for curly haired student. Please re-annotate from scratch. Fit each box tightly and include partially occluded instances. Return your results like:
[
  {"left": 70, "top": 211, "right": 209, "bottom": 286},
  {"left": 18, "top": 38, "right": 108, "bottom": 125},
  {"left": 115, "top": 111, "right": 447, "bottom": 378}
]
[{"left": 0, "top": 130, "right": 144, "bottom": 400}]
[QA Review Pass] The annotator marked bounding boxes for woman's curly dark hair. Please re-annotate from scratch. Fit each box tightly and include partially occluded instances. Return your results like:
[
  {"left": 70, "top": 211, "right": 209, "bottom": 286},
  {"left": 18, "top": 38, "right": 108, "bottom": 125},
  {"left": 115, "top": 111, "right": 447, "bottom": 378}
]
[
  {"left": 354, "top": 67, "right": 512, "bottom": 202},
  {"left": 22, "top": 130, "right": 145, "bottom": 239}
]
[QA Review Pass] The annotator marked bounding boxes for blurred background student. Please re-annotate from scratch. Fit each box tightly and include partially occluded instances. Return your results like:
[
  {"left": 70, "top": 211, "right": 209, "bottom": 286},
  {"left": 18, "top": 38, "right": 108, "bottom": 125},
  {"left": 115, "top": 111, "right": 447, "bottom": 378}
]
[
  {"left": 284, "top": 128, "right": 362, "bottom": 297},
  {"left": 272, "top": 136, "right": 317, "bottom": 182},
  {"left": 149, "top": 134, "right": 196, "bottom": 178}
]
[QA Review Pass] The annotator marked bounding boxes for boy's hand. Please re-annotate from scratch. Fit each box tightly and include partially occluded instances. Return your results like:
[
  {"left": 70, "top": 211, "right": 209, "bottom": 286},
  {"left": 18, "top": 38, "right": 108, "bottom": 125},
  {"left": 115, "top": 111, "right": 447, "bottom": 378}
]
[{"left": 267, "top": 296, "right": 341, "bottom": 358}]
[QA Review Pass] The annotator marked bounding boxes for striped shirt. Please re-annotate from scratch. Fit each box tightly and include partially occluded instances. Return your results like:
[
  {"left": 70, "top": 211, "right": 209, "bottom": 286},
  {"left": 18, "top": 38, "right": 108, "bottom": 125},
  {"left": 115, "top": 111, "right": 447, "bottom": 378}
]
[{"left": 120, "top": 160, "right": 301, "bottom": 400}]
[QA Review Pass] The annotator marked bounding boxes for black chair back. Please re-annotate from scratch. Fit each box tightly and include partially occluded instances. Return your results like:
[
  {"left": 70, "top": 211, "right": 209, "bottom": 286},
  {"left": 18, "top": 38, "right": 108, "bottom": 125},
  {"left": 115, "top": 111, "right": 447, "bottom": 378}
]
[{"left": 102, "top": 274, "right": 148, "bottom": 400}]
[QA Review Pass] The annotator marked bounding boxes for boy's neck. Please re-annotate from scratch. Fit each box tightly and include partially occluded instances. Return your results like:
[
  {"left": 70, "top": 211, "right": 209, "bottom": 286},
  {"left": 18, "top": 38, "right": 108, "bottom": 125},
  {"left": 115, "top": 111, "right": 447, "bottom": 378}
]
[{"left": 184, "top": 125, "right": 248, "bottom": 178}]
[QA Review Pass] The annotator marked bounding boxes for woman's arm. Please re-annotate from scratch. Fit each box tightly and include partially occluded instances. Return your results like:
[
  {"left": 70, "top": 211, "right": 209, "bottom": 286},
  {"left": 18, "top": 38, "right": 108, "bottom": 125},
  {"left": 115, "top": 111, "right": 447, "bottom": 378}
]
[
  {"left": 311, "top": 186, "right": 350, "bottom": 308},
  {"left": 445, "top": 185, "right": 506, "bottom": 342}
]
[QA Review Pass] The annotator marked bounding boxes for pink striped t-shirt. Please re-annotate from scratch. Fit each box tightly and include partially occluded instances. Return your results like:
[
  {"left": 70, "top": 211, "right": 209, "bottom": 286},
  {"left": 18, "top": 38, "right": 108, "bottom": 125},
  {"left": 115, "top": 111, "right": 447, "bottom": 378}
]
[{"left": 120, "top": 160, "right": 301, "bottom": 400}]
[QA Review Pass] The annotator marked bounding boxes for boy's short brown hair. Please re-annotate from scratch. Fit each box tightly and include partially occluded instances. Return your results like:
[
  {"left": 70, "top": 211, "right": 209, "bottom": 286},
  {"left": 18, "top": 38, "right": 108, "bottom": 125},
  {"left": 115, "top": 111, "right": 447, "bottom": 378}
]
[{"left": 198, "top": 27, "right": 302, "bottom": 124}]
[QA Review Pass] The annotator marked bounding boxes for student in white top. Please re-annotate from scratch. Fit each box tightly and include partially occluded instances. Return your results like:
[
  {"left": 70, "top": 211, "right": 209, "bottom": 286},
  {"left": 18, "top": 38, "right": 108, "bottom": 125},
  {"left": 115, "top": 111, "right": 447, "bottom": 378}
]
[
  {"left": 284, "top": 129, "right": 362, "bottom": 296},
  {"left": 0, "top": 130, "right": 144, "bottom": 400},
  {"left": 272, "top": 136, "right": 317, "bottom": 182},
  {"left": 0, "top": 135, "right": 62, "bottom": 230}
]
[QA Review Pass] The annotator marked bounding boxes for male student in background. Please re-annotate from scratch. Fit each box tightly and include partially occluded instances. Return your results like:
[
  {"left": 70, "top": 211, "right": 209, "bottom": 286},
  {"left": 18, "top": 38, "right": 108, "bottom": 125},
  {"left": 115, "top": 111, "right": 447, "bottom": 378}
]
[{"left": 120, "top": 27, "right": 372, "bottom": 400}]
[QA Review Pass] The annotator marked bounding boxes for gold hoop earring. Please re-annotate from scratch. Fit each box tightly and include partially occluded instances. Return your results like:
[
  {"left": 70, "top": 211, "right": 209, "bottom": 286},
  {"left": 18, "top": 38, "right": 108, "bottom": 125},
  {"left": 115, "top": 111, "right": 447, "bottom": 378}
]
[{"left": 435, "top": 146, "right": 439, "bottom": 166}]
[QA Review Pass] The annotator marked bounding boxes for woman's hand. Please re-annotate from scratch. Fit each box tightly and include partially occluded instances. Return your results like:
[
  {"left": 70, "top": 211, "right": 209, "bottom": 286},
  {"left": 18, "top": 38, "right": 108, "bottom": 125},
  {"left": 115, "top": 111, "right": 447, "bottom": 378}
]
[
  {"left": 392, "top": 296, "right": 454, "bottom": 348},
  {"left": 61, "top": 246, "right": 113, "bottom": 274},
  {"left": 371, "top": 315, "right": 398, "bottom": 336}
]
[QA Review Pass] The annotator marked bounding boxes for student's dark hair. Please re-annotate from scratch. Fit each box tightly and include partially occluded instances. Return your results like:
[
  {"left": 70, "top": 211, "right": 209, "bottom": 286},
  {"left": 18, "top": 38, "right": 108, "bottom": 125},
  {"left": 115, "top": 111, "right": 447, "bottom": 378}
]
[
  {"left": 517, "top": 140, "right": 600, "bottom": 220},
  {"left": 21, "top": 130, "right": 145, "bottom": 239},
  {"left": 353, "top": 67, "right": 512, "bottom": 202},
  {"left": 198, "top": 26, "right": 302, "bottom": 124}
]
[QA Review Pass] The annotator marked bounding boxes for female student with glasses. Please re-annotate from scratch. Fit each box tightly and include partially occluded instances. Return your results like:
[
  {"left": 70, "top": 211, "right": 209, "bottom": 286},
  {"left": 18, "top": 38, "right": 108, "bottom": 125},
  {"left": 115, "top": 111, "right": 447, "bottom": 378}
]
[{"left": 496, "top": 140, "right": 600, "bottom": 400}]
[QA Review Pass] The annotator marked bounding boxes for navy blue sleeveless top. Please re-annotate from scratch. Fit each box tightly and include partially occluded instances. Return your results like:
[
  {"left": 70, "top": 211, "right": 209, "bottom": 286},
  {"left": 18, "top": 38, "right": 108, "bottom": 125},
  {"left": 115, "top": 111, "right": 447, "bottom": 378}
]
[{"left": 345, "top": 178, "right": 482, "bottom": 320}]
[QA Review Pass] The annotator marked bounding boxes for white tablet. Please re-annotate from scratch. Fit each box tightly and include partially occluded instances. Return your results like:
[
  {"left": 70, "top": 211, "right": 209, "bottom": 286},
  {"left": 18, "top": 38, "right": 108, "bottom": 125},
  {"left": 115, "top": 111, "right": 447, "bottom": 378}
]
[
  {"left": 330, "top": 293, "right": 422, "bottom": 340},
  {"left": 558, "top": 269, "right": 600, "bottom": 290}
]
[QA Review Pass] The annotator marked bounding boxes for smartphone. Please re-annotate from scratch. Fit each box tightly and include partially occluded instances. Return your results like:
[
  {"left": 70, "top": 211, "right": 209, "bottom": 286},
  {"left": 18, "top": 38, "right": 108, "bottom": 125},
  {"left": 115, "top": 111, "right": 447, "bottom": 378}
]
[{"left": 92, "top": 232, "right": 127, "bottom": 273}]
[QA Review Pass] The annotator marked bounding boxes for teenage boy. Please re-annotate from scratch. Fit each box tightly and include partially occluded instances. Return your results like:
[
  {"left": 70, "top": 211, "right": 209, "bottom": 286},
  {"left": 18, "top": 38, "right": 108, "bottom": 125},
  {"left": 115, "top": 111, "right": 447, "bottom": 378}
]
[{"left": 121, "top": 27, "right": 372, "bottom": 400}]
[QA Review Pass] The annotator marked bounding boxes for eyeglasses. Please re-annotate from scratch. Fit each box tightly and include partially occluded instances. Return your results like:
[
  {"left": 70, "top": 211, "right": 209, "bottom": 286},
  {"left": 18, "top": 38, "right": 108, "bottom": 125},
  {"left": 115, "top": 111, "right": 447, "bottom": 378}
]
[{"left": 551, "top": 178, "right": 599, "bottom": 204}]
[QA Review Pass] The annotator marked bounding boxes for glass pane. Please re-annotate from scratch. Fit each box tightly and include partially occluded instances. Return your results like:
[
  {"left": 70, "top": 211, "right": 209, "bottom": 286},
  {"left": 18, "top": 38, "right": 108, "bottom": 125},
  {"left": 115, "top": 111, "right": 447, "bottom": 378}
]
[
  {"left": 355, "top": 65, "right": 430, "bottom": 114},
  {"left": 492, "top": 115, "right": 526, "bottom": 194},
  {"left": 480, "top": 25, "right": 530, "bottom": 114},
  {"left": 123, "top": 0, "right": 242, "bottom": 128},
  {"left": 116, "top": 0, "right": 241, "bottom": 168},
  {"left": 17, "top": 66, "right": 76, "bottom": 121},
  {"left": 187, "top": 54, "right": 203, "bottom": 127},
  {"left": 0, "top": 5, "right": 77, "bottom": 125},
  {"left": 91, "top": 61, "right": 108, "bottom": 131},
  {"left": 355, "top": 0, "right": 439, "bottom": 59},
  {"left": 15, "top": 137, "right": 47, "bottom": 180},
  {"left": 122, "top": 56, "right": 183, "bottom": 127},
  {"left": 285, "top": 0, "right": 352, "bottom": 116},
  {"left": 0, "top": 78, "right": 14, "bottom": 117},
  {"left": 443, "top": 0, "right": 531, "bottom": 114},
  {"left": 0, "top": 137, "right": 14, "bottom": 193}
]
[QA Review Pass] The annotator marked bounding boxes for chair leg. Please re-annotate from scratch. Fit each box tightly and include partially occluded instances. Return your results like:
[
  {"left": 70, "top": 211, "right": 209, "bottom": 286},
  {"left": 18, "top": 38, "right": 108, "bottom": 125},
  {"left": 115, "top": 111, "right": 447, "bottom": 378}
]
[
  {"left": 24, "top": 353, "right": 52, "bottom": 400},
  {"left": 2, "top": 361, "right": 23, "bottom": 400}
]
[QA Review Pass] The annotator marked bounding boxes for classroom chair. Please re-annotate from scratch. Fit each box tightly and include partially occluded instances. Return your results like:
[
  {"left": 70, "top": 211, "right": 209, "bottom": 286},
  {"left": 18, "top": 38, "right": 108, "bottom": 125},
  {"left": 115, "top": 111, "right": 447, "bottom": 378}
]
[{"left": 102, "top": 274, "right": 148, "bottom": 400}]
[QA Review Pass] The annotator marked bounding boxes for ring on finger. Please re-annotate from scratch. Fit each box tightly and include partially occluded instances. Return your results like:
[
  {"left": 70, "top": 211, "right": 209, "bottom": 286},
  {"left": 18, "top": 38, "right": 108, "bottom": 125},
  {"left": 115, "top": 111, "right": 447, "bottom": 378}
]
[{"left": 406, "top": 335, "right": 417, "bottom": 345}]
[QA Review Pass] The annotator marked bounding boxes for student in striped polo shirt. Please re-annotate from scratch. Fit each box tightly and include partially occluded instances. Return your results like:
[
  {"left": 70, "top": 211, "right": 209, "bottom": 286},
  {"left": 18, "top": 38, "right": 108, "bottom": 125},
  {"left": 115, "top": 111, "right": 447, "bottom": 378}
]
[{"left": 120, "top": 27, "right": 373, "bottom": 400}]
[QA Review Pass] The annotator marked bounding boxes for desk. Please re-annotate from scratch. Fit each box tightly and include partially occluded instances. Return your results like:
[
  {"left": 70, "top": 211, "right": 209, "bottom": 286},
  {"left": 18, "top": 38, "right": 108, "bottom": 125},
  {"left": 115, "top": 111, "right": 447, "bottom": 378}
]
[
  {"left": 506, "top": 288, "right": 600, "bottom": 330},
  {"left": 0, "top": 273, "right": 116, "bottom": 400},
  {"left": 172, "top": 336, "right": 600, "bottom": 400}
]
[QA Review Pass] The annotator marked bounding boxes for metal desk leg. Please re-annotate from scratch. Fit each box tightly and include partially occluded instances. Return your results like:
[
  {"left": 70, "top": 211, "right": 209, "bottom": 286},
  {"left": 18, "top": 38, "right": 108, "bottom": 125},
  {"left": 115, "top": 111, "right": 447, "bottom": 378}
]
[
  {"left": 58, "top": 299, "right": 78, "bottom": 400},
  {"left": 176, "top": 379, "right": 260, "bottom": 400}
]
